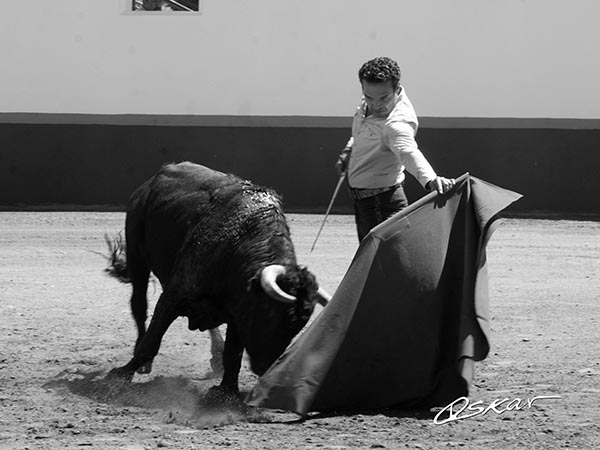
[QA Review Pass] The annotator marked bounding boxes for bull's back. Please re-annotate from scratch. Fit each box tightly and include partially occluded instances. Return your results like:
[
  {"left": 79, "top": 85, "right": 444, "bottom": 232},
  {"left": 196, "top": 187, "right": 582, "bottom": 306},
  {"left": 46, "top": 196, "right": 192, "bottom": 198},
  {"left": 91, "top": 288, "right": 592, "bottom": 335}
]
[{"left": 126, "top": 162, "right": 232, "bottom": 282}]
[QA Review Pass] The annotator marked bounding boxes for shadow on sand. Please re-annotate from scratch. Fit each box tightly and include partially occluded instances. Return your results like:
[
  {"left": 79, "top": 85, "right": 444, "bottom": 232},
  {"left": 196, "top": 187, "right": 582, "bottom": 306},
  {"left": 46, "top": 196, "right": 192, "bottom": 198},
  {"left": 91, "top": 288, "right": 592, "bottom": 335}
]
[{"left": 43, "top": 368, "right": 267, "bottom": 428}]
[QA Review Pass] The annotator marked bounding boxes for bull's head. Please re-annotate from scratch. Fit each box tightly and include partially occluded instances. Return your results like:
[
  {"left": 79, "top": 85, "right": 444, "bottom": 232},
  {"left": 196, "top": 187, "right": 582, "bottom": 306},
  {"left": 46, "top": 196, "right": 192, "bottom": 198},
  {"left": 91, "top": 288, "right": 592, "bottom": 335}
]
[
  {"left": 240, "top": 264, "right": 330, "bottom": 375},
  {"left": 260, "top": 264, "right": 330, "bottom": 306}
]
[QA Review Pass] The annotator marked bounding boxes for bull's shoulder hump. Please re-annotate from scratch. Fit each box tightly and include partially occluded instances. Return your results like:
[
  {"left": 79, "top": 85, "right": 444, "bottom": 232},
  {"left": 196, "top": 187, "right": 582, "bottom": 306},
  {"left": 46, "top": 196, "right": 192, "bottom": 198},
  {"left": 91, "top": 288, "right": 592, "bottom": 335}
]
[
  {"left": 152, "top": 162, "right": 233, "bottom": 192},
  {"left": 161, "top": 161, "right": 227, "bottom": 180}
]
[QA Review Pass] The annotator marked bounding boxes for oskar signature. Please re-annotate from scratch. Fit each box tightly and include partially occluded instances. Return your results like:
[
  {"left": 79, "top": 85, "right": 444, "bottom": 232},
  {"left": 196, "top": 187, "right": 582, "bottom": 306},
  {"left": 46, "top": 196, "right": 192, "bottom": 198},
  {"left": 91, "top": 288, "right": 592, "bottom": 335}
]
[{"left": 433, "top": 395, "right": 562, "bottom": 425}]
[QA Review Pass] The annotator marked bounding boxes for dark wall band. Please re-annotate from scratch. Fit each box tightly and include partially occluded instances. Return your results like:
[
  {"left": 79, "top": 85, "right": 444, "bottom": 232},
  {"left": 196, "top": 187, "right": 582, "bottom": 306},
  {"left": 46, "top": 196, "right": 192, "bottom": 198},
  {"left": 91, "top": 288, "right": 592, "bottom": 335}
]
[{"left": 1, "top": 114, "right": 599, "bottom": 218}]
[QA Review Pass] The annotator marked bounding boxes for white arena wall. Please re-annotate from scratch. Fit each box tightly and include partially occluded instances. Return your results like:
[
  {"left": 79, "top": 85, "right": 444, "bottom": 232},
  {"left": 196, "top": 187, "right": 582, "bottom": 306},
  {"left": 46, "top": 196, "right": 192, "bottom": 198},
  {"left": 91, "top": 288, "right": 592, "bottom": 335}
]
[{"left": 1, "top": 1, "right": 599, "bottom": 216}]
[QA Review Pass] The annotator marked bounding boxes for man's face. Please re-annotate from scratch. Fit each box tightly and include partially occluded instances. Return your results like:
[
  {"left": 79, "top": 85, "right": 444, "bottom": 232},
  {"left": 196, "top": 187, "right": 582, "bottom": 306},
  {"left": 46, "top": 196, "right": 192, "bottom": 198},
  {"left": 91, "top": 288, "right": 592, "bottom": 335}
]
[{"left": 361, "top": 80, "right": 400, "bottom": 119}]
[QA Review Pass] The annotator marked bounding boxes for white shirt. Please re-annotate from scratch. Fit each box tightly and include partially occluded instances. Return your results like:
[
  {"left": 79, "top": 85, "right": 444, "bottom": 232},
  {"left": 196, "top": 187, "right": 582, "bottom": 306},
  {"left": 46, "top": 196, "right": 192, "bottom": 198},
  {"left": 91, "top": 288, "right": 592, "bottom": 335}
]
[{"left": 346, "top": 87, "right": 437, "bottom": 189}]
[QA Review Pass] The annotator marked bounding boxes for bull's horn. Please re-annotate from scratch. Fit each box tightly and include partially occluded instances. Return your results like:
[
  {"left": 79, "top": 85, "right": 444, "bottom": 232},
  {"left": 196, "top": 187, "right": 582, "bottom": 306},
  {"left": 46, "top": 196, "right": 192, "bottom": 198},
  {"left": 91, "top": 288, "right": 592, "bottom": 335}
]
[
  {"left": 260, "top": 265, "right": 297, "bottom": 303},
  {"left": 316, "top": 286, "right": 331, "bottom": 306}
]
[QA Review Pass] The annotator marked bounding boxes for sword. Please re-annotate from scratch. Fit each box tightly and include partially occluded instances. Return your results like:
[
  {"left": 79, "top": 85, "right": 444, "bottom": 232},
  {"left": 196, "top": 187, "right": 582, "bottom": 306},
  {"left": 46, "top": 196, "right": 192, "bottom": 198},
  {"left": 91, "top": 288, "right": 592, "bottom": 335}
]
[{"left": 310, "top": 172, "right": 346, "bottom": 252}]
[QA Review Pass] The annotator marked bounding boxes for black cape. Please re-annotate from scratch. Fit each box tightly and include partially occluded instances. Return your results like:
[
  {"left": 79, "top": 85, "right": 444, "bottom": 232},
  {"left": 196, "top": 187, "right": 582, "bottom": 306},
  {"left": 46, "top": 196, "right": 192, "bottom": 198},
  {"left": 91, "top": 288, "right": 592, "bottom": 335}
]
[{"left": 246, "top": 174, "right": 522, "bottom": 415}]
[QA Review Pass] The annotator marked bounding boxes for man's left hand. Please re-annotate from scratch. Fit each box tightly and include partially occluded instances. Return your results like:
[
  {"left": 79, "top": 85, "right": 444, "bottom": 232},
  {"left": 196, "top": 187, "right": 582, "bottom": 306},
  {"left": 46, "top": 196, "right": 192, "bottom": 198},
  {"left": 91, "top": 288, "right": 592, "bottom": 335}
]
[{"left": 427, "top": 176, "right": 455, "bottom": 194}]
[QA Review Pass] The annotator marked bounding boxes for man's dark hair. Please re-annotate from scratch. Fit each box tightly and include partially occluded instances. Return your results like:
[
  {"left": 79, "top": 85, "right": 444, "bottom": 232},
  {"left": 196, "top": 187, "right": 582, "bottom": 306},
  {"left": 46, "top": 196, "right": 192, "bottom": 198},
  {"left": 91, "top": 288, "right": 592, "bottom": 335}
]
[{"left": 358, "top": 57, "right": 401, "bottom": 90}]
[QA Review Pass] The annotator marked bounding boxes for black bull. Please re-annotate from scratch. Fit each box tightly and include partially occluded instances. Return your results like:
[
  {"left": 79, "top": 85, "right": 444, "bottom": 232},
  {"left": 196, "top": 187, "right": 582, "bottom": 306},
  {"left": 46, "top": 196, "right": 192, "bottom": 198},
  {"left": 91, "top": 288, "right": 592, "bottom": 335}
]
[{"left": 106, "top": 162, "right": 330, "bottom": 395}]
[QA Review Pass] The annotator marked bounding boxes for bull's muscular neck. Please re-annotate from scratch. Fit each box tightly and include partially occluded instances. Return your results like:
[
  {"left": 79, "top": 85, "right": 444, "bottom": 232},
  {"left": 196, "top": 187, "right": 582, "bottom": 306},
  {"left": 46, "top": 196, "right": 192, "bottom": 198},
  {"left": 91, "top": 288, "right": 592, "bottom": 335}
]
[
  {"left": 181, "top": 183, "right": 297, "bottom": 282},
  {"left": 225, "top": 193, "right": 296, "bottom": 267}
]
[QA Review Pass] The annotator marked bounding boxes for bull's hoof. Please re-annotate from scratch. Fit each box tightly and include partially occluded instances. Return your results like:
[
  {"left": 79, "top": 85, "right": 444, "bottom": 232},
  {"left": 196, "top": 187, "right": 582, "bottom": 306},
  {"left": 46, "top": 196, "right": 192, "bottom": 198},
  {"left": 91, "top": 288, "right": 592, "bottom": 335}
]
[
  {"left": 136, "top": 361, "right": 153, "bottom": 374},
  {"left": 201, "top": 385, "right": 242, "bottom": 409},
  {"left": 105, "top": 366, "right": 135, "bottom": 382}
]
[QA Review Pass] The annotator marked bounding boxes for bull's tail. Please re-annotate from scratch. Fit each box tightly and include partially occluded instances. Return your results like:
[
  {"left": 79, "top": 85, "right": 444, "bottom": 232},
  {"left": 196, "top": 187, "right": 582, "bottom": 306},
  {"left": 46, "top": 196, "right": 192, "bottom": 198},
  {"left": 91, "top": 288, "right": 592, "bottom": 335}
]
[{"left": 104, "top": 232, "right": 130, "bottom": 283}]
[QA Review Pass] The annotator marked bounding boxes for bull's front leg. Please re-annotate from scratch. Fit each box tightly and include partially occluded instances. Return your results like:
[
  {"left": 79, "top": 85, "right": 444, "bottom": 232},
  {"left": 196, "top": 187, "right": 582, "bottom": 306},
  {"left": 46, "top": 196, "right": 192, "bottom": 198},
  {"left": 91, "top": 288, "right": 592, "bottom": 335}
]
[
  {"left": 205, "top": 322, "right": 243, "bottom": 401},
  {"left": 107, "top": 292, "right": 179, "bottom": 381},
  {"left": 221, "top": 323, "right": 244, "bottom": 393}
]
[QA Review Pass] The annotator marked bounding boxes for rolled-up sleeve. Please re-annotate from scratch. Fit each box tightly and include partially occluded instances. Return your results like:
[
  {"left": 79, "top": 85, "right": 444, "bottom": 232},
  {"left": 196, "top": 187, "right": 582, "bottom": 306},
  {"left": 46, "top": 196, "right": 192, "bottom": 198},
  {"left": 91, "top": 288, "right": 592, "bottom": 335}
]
[{"left": 385, "top": 122, "right": 437, "bottom": 188}]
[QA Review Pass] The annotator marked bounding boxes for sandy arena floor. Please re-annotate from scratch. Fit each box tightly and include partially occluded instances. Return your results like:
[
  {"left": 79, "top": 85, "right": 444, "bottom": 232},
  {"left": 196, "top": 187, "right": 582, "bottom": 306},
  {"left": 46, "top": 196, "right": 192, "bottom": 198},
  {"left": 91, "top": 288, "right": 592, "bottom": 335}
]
[{"left": 0, "top": 212, "right": 599, "bottom": 449}]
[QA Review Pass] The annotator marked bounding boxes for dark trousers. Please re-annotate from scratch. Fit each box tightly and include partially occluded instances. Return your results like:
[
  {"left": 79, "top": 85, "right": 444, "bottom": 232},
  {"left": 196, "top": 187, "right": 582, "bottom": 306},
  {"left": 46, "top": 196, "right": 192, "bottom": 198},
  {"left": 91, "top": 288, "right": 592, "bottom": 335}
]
[{"left": 353, "top": 184, "right": 409, "bottom": 241}]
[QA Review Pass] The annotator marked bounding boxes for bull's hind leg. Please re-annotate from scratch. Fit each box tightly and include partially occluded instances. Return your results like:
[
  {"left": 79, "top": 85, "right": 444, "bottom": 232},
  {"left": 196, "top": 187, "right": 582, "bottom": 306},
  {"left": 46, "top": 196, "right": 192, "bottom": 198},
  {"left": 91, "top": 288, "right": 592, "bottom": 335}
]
[
  {"left": 127, "top": 248, "right": 153, "bottom": 373},
  {"left": 208, "top": 328, "right": 224, "bottom": 377}
]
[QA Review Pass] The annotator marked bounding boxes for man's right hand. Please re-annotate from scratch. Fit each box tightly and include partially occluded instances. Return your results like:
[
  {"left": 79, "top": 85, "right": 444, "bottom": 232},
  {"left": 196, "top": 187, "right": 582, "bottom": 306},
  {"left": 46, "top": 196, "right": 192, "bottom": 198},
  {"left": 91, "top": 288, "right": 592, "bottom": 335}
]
[{"left": 336, "top": 148, "right": 351, "bottom": 175}]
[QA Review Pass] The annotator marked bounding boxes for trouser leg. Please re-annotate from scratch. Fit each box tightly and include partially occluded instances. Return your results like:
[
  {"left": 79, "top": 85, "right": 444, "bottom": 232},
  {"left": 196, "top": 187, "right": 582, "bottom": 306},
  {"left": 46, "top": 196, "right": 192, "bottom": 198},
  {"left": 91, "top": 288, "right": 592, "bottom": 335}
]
[{"left": 353, "top": 185, "right": 408, "bottom": 241}]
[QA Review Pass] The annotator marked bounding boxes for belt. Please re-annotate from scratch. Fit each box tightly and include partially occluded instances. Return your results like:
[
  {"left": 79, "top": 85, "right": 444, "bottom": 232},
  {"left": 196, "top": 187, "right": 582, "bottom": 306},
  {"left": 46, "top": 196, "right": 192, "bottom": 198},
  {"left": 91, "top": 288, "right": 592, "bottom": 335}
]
[{"left": 349, "top": 183, "right": 401, "bottom": 200}]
